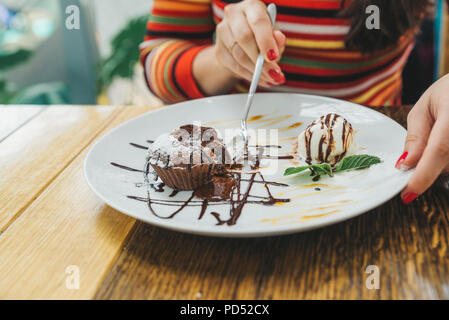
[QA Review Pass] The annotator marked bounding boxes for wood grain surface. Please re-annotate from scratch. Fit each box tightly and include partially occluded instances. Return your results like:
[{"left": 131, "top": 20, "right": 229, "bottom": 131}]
[
  {"left": 0, "top": 106, "right": 120, "bottom": 232},
  {"left": 1, "top": 104, "right": 448, "bottom": 300},
  {"left": 0, "top": 106, "right": 43, "bottom": 142},
  {"left": 0, "top": 106, "right": 151, "bottom": 299}
]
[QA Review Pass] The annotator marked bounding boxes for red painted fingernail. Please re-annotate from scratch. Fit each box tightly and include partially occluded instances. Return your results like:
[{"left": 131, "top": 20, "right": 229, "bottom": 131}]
[
  {"left": 268, "top": 69, "right": 284, "bottom": 83},
  {"left": 267, "top": 49, "right": 278, "bottom": 61},
  {"left": 279, "top": 73, "right": 286, "bottom": 84},
  {"left": 402, "top": 192, "right": 418, "bottom": 204},
  {"left": 395, "top": 151, "right": 408, "bottom": 169}
]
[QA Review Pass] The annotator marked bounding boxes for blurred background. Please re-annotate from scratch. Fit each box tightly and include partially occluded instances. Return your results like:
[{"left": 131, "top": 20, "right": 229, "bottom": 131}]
[
  {"left": 0, "top": 0, "right": 448, "bottom": 106},
  {"left": 0, "top": 0, "right": 161, "bottom": 106}
]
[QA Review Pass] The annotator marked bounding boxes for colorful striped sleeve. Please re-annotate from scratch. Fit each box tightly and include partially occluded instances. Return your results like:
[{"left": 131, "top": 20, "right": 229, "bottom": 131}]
[{"left": 139, "top": 0, "right": 214, "bottom": 103}]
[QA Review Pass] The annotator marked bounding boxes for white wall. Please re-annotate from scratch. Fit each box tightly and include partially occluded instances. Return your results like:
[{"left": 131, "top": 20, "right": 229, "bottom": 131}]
[{"left": 92, "top": 0, "right": 152, "bottom": 57}]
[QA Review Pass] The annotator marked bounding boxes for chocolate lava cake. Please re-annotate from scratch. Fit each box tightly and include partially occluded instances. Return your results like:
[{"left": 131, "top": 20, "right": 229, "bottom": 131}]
[{"left": 147, "top": 124, "right": 231, "bottom": 190}]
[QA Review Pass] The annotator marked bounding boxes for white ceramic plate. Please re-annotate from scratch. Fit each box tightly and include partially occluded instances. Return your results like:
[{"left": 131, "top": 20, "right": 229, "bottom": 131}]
[{"left": 84, "top": 93, "right": 412, "bottom": 237}]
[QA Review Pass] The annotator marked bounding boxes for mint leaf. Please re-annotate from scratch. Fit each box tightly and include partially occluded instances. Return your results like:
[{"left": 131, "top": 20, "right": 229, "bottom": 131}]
[
  {"left": 284, "top": 163, "right": 333, "bottom": 177},
  {"left": 283, "top": 154, "right": 381, "bottom": 180},
  {"left": 334, "top": 154, "right": 381, "bottom": 173}
]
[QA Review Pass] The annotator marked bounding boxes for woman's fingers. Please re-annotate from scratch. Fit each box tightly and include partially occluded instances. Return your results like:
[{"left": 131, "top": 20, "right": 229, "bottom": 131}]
[
  {"left": 397, "top": 74, "right": 449, "bottom": 204},
  {"left": 215, "top": 40, "right": 253, "bottom": 81},
  {"left": 216, "top": 0, "right": 285, "bottom": 87},
  {"left": 243, "top": 0, "right": 280, "bottom": 62},
  {"left": 215, "top": 40, "right": 273, "bottom": 86},
  {"left": 218, "top": 21, "right": 273, "bottom": 84},
  {"left": 264, "top": 30, "right": 287, "bottom": 83},
  {"left": 215, "top": 0, "right": 286, "bottom": 85},
  {"left": 401, "top": 112, "right": 449, "bottom": 203},
  {"left": 396, "top": 92, "right": 432, "bottom": 171},
  {"left": 216, "top": 21, "right": 236, "bottom": 52},
  {"left": 274, "top": 30, "right": 286, "bottom": 59},
  {"left": 224, "top": 4, "right": 259, "bottom": 64},
  {"left": 262, "top": 63, "right": 285, "bottom": 84},
  {"left": 218, "top": 22, "right": 256, "bottom": 72},
  {"left": 224, "top": 4, "right": 284, "bottom": 84},
  {"left": 231, "top": 45, "right": 274, "bottom": 84},
  {"left": 260, "top": 32, "right": 286, "bottom": 84}
]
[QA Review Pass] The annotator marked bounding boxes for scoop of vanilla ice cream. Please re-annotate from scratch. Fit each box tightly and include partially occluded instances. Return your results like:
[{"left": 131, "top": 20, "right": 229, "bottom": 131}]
[{"left": 297, "top": 113, "right": 354, "bottom": 166}]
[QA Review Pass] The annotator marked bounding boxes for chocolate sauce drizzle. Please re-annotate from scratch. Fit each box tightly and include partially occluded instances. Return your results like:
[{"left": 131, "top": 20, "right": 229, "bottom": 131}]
[
  {"left": 111, "top": 141, "right": 291, "bottom": 226},
  {"left": 110, "top": 162, "right": 143, "bottom": 173},
  {"left": 129, "top": 142, "right": 148, "bottom": 150}
]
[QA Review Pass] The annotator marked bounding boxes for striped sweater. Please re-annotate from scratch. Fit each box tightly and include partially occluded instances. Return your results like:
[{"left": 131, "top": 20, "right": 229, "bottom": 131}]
[{"left": 139, "top": 0, "right": 415, "bottom": 106}]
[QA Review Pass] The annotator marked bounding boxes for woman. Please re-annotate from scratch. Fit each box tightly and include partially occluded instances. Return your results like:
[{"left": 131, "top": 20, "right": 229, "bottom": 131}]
[{"left": 139, "top": 0, "right": 448, "bottom": 204}]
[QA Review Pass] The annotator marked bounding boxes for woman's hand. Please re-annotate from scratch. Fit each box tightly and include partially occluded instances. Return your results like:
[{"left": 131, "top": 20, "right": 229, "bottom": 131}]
[
  {"left": 396, "top": 74, "right": 449, "bottom": 204},
  {"left": 214, "top": 0, "right": 286, "bottom": 87}
]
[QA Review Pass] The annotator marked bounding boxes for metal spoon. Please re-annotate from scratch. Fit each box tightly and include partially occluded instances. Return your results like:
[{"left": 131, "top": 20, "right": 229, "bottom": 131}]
[{"left": 240, "top": 3, "right": 277, "bottom": 145}]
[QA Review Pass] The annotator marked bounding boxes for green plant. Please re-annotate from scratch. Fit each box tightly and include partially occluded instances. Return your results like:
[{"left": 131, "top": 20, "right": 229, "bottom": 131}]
[
  {"left": 0, "top": 48, "right": 69, "bottom": 104},
  {"left": 97, "top": 14, "right": 149, "bottom": 92},
  {"left": 0, "top": 49, "right": 33, "bottom": 71}
]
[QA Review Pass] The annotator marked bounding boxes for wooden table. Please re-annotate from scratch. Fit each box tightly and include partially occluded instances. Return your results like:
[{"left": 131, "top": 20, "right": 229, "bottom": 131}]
[{"left": 1, "top": 104, "right": 448, "bottom": 300}]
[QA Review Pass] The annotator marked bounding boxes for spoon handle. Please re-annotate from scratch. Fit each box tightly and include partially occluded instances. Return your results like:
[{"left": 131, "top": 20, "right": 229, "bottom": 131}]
[{"left": 242, "top": 3, "right": 277, "bottom": 122}]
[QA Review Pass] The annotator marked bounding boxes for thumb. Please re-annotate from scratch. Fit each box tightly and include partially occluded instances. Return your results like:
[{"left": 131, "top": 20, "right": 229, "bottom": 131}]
[
  {"left": 401, "top": 113, "right": 449, "bottom": 203},
  {"left": 396, "top": 93, "right": 432, "bottom": 171}
]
